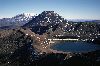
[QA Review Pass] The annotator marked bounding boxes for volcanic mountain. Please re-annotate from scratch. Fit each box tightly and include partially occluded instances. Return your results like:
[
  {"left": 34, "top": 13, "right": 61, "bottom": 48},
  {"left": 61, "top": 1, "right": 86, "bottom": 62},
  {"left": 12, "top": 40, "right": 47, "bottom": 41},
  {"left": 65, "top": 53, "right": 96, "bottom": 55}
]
[{"left": 23, "top": 11, "right": 67, "bottom": 35}]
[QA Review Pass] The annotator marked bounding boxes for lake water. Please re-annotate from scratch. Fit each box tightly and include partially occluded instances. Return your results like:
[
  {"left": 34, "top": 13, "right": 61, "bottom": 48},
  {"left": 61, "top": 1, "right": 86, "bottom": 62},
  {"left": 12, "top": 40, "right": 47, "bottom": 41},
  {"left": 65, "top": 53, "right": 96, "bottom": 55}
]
[{"left": 51, "top": 42, "right": 100, "bottom": 53}]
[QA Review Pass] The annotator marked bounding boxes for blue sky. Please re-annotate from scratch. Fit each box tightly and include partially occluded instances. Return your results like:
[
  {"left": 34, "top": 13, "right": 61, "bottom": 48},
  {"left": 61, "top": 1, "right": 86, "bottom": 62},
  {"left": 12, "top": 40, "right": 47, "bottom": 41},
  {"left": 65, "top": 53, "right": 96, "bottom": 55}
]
[{"left": 0, "top": 0, "right": 100, "bottom": 19}]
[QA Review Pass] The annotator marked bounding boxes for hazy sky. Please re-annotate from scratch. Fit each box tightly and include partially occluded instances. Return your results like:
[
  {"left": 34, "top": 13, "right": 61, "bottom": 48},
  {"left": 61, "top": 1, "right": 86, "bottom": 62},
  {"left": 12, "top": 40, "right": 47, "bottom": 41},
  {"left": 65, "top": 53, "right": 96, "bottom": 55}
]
[{"left": 0, "top": 0, "right": 100, "bottom": 19}]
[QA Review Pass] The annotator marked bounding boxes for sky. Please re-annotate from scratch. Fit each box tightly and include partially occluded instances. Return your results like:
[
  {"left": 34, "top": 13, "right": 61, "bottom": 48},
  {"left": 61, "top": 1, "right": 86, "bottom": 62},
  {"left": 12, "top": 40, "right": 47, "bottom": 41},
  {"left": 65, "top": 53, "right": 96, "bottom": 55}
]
[{"left": 0, "top": 0, "right": 100, "bottom": 19}]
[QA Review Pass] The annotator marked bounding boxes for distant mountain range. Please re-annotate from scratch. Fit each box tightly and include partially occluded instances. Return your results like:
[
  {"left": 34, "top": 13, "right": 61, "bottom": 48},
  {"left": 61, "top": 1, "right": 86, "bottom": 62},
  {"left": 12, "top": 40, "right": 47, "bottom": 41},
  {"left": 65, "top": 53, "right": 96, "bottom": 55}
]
[
  {"left": 67, "top": 19, "right": 100, "bottom": 22},
  {"left": 0, "top": 11, "right": 100, "bottom": 29},
  {"left": 0, "top": 13, "right": 35, "bottom": 28}
]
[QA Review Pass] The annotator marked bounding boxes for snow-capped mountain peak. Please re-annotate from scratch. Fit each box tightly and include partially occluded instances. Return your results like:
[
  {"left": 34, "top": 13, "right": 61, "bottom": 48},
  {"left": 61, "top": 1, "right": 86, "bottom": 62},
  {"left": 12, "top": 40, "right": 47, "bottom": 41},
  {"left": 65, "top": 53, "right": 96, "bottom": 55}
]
[
  {"left": 0, "top": 13, "right": 35, "bottom": 28},
  {"left": 24, "top": 13, "right": 35, "bottom": 17}
]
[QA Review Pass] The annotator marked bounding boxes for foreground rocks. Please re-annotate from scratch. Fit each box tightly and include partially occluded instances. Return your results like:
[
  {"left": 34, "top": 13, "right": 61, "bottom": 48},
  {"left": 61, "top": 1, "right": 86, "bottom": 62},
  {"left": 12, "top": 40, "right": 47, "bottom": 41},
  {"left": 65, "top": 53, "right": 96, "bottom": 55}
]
[
  {"left": 0, "top": 29, "right": 99, "bottom": 66},
  {"left": 0, "top": 51, "right": 100, "bottom": 66}
]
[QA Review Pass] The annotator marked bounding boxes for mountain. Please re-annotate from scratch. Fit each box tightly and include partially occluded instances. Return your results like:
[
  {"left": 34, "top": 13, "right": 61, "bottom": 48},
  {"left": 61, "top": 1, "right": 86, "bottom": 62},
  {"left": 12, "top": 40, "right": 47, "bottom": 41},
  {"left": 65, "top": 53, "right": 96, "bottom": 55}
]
[
  {"left": 24, "top": 11, "right": 66, "bottom": 26},
  {"left": 0, "top": 13, "right": 35, "bottom": 28},
  {"left": 23, "top": 11, "right": 67, "bottom": 35}
]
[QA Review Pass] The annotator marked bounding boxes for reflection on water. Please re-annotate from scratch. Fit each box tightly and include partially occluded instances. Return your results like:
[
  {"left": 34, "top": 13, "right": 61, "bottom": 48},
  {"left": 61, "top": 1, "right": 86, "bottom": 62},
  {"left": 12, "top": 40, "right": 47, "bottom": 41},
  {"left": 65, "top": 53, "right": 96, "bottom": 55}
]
[{"left": 51, "top": 42, "right": 100, "bottom": 53}]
